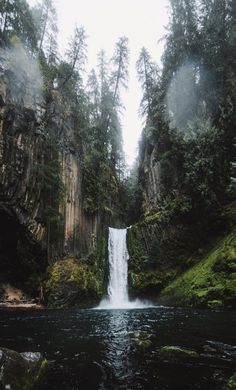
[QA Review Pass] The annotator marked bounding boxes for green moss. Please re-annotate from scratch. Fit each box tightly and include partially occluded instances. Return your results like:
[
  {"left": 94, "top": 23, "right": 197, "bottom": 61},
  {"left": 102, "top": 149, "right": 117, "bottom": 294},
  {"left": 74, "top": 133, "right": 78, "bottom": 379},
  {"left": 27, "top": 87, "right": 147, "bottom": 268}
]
[
  {"left": 25, "top": 358, "right": 48, "bottom": 390},
  {"left": 160, "top": 346, "right": 199, "bottom": 358},
  {"left": 45, "top": 257, "right": 104, "bottom": 308},
  {"left": 143, "top": 212, "right": 162, "bottom": 225},
  {"left": 127, "top": 224, "right": 148, "bottom": 272},
  {"left": 207, "top": 299, "right": 223, "bottom": 308},
  {"left": 159, "top": 229, "right": 236, "bottom": 308},
  {"left": 228, "top": 372, "right": 236, "bottom": 389},
  {"left": 127, "top": 222, "right": 179, "bottom": 296},
  {"left": 129, "top": 269, "right": 175, "bottom": 296},
  {"left": 142, "top": 197, "right": 191, "bottom": 226}
]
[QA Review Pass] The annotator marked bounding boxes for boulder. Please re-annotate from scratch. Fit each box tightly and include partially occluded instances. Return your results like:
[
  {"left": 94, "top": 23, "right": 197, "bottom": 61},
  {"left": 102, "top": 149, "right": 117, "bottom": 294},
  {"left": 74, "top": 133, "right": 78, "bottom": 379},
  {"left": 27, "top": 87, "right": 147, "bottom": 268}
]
[
  {"left": 0, "top": 347, "right": 47, "bottom": 390},
  {"left": 159, "top": 345, "right": 199, "bottom": 359},
  {"left": 45, "top": 257, "right": 104, "bottom": 308}
]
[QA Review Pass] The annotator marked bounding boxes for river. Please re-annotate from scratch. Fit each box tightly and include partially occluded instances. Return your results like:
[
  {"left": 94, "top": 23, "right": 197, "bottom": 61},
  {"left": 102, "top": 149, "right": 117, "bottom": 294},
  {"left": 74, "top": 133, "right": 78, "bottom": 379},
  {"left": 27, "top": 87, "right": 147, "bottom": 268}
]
[{"left": 0, "top": 306, "right": 236, "bottom": 389}]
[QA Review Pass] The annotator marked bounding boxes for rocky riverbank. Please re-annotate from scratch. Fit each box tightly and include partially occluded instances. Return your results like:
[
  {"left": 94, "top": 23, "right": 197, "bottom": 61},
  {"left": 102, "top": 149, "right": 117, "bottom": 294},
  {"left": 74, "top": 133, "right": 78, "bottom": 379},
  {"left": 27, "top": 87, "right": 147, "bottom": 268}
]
[{"left": 0, "top": 283, "right": 43, "bottom": 309}]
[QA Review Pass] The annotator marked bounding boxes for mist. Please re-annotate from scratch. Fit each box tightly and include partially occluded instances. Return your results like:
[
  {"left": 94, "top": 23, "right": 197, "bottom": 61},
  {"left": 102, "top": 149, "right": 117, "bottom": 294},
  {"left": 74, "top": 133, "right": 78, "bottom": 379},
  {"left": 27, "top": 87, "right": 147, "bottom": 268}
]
[
  {"left": 0, "top": 41, "right": 43, "bottom": 109},
  {"left": 166, "top": 61, "right": 207, "bottom": 138}
]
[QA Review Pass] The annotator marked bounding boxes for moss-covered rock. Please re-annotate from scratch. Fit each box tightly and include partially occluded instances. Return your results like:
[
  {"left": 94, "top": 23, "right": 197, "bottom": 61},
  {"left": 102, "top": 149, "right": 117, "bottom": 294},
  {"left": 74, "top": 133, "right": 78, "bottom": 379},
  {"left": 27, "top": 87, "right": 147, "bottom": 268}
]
[
  {"left": 45, "top": 257, "right": 104, "bottom": 308},
  {"left": 0, "top": 347, "right": 48, "bottom": 390},
  {"left": 132, "top": 331, "right": 152, "bottom": 349},
  {"left": 228, "top": 372, "right": 236, "bottom": 389},
  {"left": 127, "top": 221, "right": 180, "bottom": 297},
  {"left": 207, "top": 299, "right": 224, "bottom": 308},
  {"left": 159, "top": 346, "right": 199, "bottom": 359},
  {"left": 129, "top": 269, "right": 175, "bottom": 297},
  {"left": 159, "top": 228, "right": 236, "bottom": 308}
]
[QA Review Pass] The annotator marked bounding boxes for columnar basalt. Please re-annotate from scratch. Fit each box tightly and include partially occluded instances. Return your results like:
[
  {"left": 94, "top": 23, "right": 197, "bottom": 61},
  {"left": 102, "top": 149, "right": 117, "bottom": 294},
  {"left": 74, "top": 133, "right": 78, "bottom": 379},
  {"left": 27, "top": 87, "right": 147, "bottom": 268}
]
[{"left": 0, "top": 66, "right": 105, "bottom": 298}]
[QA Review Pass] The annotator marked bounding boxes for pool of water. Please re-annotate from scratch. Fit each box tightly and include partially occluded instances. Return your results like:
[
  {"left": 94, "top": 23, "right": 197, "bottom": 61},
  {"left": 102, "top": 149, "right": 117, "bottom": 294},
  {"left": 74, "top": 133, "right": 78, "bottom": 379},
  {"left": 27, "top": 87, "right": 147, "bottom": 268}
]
[{"left": 0, "top": 306, "right": 236, "bottom": 389}]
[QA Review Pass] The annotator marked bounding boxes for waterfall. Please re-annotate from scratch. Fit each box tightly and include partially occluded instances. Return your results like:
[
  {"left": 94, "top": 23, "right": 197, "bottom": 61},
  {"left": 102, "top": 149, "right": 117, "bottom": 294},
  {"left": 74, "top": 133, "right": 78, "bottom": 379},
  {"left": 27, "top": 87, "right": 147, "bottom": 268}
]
[
  {"left": 107, "top": 227, "right": 129, "bottom": 307},
  {"left": 97, "top": 227, "right": 153, "bottom": 309}
]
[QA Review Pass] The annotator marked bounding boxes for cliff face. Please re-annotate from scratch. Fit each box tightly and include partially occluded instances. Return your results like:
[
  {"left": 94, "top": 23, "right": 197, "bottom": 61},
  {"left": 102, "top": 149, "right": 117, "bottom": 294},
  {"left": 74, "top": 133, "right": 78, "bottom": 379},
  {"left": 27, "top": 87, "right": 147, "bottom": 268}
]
[
  {"left": 140, "top": 130, "right": 161, "bottom": 213},
  {"left": 0, "top": 61, "right": 105, "bottom": 296},
  {"left": 60, "top": 151, "right": 103, "bottom": 258}
]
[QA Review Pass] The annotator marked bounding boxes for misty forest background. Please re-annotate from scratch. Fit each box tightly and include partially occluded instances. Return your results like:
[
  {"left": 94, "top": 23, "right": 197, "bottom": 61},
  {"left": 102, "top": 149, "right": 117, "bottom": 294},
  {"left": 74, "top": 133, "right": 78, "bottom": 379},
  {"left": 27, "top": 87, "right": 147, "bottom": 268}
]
[
  {"left": 1, "top": 0, "right": 236, "bottom": 223},
  {"left": 0, "top": 0, "right": 236, "bottom": 284}
]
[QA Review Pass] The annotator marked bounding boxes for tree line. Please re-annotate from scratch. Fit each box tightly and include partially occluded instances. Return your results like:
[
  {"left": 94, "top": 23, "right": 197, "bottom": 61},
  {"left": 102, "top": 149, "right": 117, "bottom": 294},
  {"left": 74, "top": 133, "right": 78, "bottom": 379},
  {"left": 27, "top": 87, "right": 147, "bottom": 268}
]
[
  {"left": 132, "top": 0, "right": 236, "bottom": 227},
  {"left": 0, "top": 0, "right": 130, "bottom": 231}
]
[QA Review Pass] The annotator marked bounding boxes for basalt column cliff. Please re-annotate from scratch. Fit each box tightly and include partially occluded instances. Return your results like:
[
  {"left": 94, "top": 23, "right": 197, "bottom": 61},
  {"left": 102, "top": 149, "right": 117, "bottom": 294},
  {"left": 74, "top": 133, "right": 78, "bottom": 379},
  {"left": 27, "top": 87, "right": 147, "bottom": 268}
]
[{"left": 0, "top": 49, "right": 105, "bottom": 303}]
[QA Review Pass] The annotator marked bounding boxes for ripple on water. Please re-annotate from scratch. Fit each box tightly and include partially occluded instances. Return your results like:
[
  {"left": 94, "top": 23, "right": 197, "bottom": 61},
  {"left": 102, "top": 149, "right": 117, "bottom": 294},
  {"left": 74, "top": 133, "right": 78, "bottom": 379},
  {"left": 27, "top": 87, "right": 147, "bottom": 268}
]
[{"left": 0, "top": 307, "right": 236, "bottom": 390}]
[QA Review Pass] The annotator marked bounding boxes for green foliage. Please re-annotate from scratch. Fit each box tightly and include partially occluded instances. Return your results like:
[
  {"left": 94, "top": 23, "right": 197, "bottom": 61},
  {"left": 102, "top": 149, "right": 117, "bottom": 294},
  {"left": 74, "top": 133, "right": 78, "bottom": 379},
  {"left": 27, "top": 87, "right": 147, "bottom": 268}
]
[
  {"left": 81, "top": 38, "right": 129, "bottom": 214},
  {"left": 127, "top": 224, "right": 148, "bottom": 272},
  {"left": 0, "top": 0, "right": 38, "bottom": 51},
  {"left": 143, "top": 196, "right": 192, "bottom": 225},
  {"left": 120, "top": 162, "right": 143, "bottom": 225},
  {"left": 136, "top": 0, "right": 236, "bottom": 231},
  {"left": 127, "top": 223, "right": 177, "bottom": 295},
  {"left": 45, "top": 257, "right": 104, "bottom": 308},
  {"left": 1, "top": 0, "right": 129, "bottom": 224},
  {"left": 136, "top": 47, "right": 159, "bottom": 119},
  {"left": 159, "top": 222, "right": 236, "bottom": 308},
  {"left": 228, "top": 373, "right": 236, "bottom": 390},
  {"left": 183, "top": 122, "right": 229, "bottom": 216},
  {"left": 129, "top": 269, "right": 175, "bottom": 296},
  {"left": 33, "top": 131, "right": 64, "bottom": 247},
  {"left": 82, "top": 126, "right": 119, "bottom": 214}
]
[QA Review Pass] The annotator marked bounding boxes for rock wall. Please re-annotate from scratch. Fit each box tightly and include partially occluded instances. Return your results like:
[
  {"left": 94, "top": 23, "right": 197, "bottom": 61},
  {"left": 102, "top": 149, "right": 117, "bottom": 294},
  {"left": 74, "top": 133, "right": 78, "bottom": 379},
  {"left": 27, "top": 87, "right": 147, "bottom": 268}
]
[
  {"left": 60, "top": 151, "right": 103, "bottom": 258},
  {"left": 0, "top": 60, "right": 105, "bottom": 293},
  {"left": 140, "top": 130, "right": 162, "bottom": 213}
]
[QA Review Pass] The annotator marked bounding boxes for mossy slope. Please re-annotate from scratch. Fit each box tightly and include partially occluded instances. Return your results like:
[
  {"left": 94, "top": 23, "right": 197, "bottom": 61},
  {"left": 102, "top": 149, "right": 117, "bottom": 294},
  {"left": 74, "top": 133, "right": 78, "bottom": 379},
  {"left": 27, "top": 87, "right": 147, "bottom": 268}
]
[{"left": 159, "top": 228, "right": 236, "bottom": 308}]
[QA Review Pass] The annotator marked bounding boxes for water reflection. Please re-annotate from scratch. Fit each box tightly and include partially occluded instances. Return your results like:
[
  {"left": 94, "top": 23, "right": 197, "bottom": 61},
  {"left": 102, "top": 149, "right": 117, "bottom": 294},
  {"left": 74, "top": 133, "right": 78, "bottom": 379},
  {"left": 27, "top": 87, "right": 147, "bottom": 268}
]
[{"left": 101, "top": 310, "right": 132, "bottom": 388}]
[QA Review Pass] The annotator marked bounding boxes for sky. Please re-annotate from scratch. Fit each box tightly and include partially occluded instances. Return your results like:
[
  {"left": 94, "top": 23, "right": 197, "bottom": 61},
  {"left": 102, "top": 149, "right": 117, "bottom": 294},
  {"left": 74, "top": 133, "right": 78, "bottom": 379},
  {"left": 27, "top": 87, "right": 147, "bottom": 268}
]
[{"left": 28, "top": 0, "right": 170, "bottom": 166}]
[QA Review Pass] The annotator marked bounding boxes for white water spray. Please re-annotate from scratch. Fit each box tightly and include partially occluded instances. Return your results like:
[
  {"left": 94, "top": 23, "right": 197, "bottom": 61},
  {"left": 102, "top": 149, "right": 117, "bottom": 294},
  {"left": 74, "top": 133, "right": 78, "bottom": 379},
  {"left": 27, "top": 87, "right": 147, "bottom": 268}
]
[{"left": 98, "top": 227, "right": 154, "bottom": 309}]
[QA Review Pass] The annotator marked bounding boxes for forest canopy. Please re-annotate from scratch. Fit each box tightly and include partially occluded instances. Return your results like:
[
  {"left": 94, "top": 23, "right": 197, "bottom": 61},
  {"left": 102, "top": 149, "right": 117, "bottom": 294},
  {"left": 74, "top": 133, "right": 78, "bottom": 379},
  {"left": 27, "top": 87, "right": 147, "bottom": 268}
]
[{"left": 0, "top": 0, "right": 235, "bottom": 227}]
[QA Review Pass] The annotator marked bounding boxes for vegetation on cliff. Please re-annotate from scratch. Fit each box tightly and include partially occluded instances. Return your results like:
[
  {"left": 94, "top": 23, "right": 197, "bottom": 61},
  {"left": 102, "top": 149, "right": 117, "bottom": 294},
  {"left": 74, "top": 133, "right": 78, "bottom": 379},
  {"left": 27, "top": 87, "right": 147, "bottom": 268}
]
[
  {"left": 125, "top": 0, "right": 236, "bottom": 306},
  {"left": 159, "top": 202, "right": 236, "bottom": 308},
  {"left": 0, "top": 0, "right": 130, "bottom": 301},
  {"left": 135, "top": 0, "right": 236, "bottom": 219},
  {"left": 1, "top": 0, "right": 236, "bottom": 309},
  {"left": 0, "top": 0, "right": 128, "bottom": 257}
]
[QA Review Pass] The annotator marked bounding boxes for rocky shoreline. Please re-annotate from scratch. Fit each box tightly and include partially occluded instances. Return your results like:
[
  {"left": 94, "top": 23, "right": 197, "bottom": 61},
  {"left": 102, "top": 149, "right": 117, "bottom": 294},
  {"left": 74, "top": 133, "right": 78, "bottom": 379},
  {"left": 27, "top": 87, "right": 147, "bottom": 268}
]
[{"left": 0, "top": 283, "right": 44, "bottom": 309}]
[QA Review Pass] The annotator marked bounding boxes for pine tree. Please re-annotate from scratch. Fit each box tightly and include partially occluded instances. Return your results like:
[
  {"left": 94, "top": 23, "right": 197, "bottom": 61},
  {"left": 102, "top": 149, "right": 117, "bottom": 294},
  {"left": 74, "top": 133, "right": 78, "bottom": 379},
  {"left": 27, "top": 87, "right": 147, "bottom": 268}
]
[
  {"left": 136, "top": 47, "right": 159, "bottom": 121},
  {"left": 0, "top": 0, "right": 37, "bottom": 51}
]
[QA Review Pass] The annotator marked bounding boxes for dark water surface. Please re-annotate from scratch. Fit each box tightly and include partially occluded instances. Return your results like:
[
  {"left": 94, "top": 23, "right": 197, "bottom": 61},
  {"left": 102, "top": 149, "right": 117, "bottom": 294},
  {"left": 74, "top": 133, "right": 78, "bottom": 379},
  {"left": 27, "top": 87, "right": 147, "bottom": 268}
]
[{"left": 0, "top": 306, "right": 236, "bottom": 389}]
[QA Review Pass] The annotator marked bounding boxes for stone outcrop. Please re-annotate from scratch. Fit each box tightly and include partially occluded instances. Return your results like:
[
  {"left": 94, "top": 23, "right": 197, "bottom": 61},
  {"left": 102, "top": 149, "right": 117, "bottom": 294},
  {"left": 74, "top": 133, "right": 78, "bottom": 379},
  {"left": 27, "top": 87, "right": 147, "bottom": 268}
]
[
  {"left": 0, "top": 347, "right": 47, "bottom": 390},
  {"left": 45, "top": 257, "right": 105, "bottom": 308}
]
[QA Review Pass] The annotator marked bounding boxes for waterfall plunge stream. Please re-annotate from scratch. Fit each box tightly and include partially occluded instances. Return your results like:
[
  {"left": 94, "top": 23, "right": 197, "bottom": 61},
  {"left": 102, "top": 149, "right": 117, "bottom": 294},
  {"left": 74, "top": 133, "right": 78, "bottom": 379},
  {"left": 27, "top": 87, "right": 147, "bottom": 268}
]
[{"left": 98, "top": 227, "right": 152, "bottom": 309}]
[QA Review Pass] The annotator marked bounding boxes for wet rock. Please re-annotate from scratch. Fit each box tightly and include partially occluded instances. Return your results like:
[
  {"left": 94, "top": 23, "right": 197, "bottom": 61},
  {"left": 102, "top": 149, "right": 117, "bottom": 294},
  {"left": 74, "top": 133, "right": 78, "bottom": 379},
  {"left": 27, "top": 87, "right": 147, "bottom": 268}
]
[
  {"left": 228, "top": 372, "right": 236, "bottom": 389},
  {"left": 202, "top": 341, "right": 236, "bottom": 362},
  {"left": 0, "top": 347, "right": 47, "bottom": 390},
  {"left": 159, "top": 346, "right": 199, "bottom": 359},
  {"left": 132, "top": 331, "right": 152, "bottom": 349},
  {"left": 207, "top": 299, "right": 224, "bottom": 309}
]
